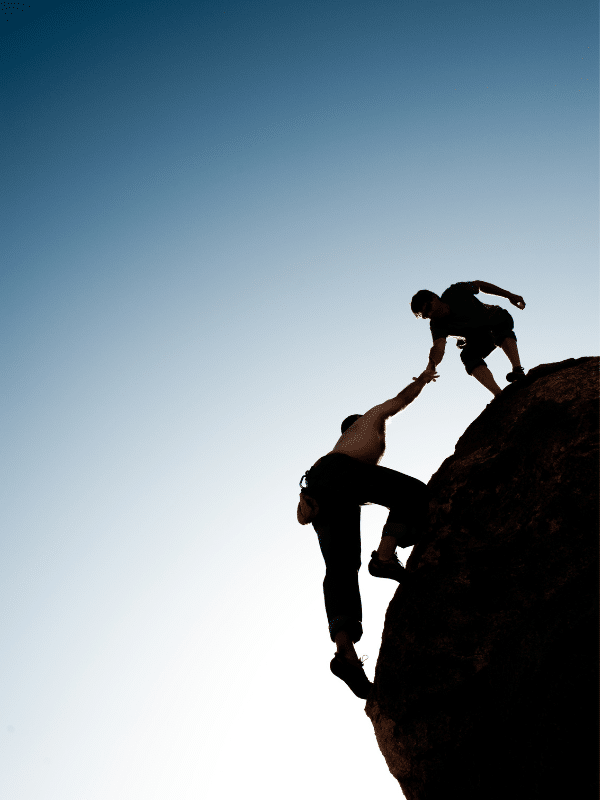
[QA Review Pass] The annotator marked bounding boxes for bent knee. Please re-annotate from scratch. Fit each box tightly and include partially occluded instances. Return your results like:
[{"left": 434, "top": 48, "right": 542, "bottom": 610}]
[{"left": 461, "top": 351, "right": 486, "bottom": 375}]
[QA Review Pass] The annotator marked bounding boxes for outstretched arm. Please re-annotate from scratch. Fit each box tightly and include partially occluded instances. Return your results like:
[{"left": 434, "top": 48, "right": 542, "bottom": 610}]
[
  {"left": 427, "top": 338, "right": 446, "bottom": 371},
  {"left": 371, "top": 369, "right": 438, "bottom": 424},
  {"left": 474, "top": 280, "right": 525, "bottom": 310}
]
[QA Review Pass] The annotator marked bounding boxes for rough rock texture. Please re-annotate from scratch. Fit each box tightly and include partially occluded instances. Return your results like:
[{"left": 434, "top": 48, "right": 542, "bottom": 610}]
[{"left": 366, "top": 357, "right": 599, "bottom": 800}]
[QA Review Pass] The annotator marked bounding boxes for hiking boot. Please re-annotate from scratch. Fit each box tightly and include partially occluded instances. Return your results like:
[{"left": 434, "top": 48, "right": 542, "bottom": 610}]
[
  {"left": 506, "top": 366, "right": 525, "bottom": 382},
  {"left": 368, "top": 550, "right": 405, "bottom": 582},
  {"left": 330, "top": 653, "right": 373, "bottom": 699}
]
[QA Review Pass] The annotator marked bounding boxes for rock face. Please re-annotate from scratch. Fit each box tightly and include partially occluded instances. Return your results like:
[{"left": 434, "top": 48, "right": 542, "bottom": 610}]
[{"left": 366, "top": 357, "right": 599, "bottom": 800}]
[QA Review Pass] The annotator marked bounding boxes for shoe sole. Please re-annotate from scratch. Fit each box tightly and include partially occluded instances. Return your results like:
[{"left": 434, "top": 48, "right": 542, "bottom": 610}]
[{"left": 368, "top": 562, "right": 405, "bottom": 582}]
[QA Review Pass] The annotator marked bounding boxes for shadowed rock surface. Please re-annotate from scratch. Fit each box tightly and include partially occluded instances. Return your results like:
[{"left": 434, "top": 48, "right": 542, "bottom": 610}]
[{"left": 366, "top": 356, "right": 599, "bottom": 800}]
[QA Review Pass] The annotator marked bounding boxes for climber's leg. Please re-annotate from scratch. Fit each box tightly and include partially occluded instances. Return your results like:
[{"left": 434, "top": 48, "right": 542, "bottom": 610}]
[
  {"left": 334, "top": 630, "right": 359, "bottom": 661},
  {"left": 500, "top": 336, "right": 521, "bottom": 369},
  {"left": 376, "top": 534, "right": 397, "bottom": 562},
  {"left": 471, "top": 365, "right": 502, "bottom": 397}
]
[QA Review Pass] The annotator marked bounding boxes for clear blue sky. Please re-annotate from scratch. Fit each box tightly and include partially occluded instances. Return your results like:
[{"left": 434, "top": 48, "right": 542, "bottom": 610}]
[{"left": 1, "top": 1, "right": 597, "bottom": 798}]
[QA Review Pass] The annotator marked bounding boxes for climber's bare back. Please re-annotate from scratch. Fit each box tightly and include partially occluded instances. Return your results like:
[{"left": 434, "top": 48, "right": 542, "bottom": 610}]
[{"left": 314, "top": 411, "right": 386, "bottom": 468}]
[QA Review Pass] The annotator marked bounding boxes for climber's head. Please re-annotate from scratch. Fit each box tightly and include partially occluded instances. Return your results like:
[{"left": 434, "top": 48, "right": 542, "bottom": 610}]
[
  {"left": 341, "top": 414, "right": 362, "bottom": 434},
  {"left": 411, "top": 289, "right": 438, "bottom": 319}
]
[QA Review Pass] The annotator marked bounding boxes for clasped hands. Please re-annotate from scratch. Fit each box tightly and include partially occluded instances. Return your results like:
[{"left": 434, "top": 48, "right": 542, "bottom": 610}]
[{"left": 413, "top": 365, "right": 439, "bottom": 383}]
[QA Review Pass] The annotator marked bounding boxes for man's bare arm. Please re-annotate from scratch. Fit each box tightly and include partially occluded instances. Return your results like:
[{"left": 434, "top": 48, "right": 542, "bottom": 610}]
[
  {"left": 474, "top": 280, "right": 526, "bottom": 310},
  {"left": 370, "top": 369, "right": 438, "bottom": 423},
  {"left": 427, "top": 338, "right": 446, "bottom": 370}
]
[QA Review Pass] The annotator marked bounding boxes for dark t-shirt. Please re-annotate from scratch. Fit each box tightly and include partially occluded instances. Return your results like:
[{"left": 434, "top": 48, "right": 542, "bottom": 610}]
[{"left": 430, "top": 281, "right": 499, "bottom": 341}]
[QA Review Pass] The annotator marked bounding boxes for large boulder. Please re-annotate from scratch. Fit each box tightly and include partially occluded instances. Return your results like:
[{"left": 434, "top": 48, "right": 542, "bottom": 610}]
[{"left": 366, "top": 357, "right": 599, "bottom": 800}]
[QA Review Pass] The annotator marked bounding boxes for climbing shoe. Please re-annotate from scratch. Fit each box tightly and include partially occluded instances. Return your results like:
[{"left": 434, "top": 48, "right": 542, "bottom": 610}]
[
  {"left": 368, "top": 550, "right": 406, "bottom": 582},
  {"left": 330, "top": 653, "right": 373, "bottom": 699},
  {"left": 506, "top": 366, "right": 525, "bottom": 382}
]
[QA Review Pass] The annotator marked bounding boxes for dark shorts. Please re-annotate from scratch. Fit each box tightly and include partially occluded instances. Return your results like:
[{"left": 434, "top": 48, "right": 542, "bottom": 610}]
[{"left": 460, "top": 307, "right": 517, "bottom": 374}]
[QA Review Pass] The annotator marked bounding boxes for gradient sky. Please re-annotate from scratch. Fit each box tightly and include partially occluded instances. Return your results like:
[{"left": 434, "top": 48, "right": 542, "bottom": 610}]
[{"left": 1, "top": 1, "right": 597, "bottom": 798}]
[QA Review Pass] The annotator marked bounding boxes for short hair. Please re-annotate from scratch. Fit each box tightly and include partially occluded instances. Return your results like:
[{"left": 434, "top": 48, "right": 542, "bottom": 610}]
[
  {"left": 411, "top": 289, "right": 437, "bottom": 317},
  {"left": 341, "top": 414, "right": 362, "bottom": 434}
]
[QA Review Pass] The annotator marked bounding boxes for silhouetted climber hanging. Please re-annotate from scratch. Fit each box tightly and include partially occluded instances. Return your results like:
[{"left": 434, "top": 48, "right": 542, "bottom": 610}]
[
  {"left": 411, "top": 280, "right": 526, "bottom": 396},
  {"left": 297, "top": 369, "right": 437, "bottom": 699}
]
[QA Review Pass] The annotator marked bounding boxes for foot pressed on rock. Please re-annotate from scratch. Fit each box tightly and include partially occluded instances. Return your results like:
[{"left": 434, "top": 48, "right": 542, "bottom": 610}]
[
  {"left": 330, "top": 653, "right": 373, "bottom": 699},
  {"left": 368, "top": 550, "right": 406, "bottom": 582},
  {"left": 506, "top": 366, "right": 525, "bottom": 382}
]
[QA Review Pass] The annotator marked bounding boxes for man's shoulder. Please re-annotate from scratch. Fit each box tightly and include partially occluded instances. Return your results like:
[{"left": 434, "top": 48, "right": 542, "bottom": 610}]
[
  {"left": 356, "top": 404, "right": 386, "bottom": 425},
  {"left": 441, "top": 280, "right": 478, "bottom": 300}
]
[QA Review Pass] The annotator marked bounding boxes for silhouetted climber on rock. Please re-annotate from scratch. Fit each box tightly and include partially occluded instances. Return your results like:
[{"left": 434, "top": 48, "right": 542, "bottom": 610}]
[
  {"left": 297, "top": 369, "right": 437, "bottom": 699},
  {"left": 411, "top": 280, "right": 526, "bottom": 396}
]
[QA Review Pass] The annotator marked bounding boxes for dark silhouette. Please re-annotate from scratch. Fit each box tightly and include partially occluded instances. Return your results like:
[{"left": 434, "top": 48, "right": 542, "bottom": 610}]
[
  {"left": 297, "top": 369, "right": 437, "bottom": 698},
  {"left": 366, "top": 357, "right": 599, "bottom": 799},
  {"left": 411, "top": 280, "right": 526, "bottom": 396}
]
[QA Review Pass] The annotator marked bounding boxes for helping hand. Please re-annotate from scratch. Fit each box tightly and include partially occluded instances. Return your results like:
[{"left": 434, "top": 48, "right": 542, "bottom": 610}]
[{"left": 509, "top": 294, "right": 526, "bottom": 310}]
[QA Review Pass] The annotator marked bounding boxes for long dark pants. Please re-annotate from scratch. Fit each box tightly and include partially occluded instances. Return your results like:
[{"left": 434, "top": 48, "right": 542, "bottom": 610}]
[{"left": 308, "top": 453, "right": 428, "bottom": 643}]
